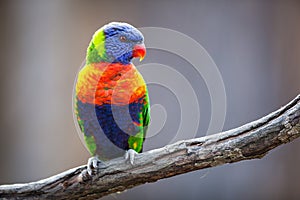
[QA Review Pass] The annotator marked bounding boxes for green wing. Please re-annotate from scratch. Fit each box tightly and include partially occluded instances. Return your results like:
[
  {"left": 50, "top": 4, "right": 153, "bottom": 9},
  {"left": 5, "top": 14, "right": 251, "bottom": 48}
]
[
  {"left": 142, "top": 92, "right": 151, "bottom": 138},
  {"left": 128, "top": 91, "right": 150, "bottom": 152}
]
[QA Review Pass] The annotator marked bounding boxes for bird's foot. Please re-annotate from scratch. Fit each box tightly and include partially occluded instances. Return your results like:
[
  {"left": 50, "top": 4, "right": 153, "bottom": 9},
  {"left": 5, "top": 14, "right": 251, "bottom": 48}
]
[
  {"left": 86, "top": 156, "right": 106, "bottom": 176},
  {"left": 124, "top": 149, "right": 138, "bottom": 165},
  {"left": 80, "top": 157, "right": 106, "bottom": 181}
]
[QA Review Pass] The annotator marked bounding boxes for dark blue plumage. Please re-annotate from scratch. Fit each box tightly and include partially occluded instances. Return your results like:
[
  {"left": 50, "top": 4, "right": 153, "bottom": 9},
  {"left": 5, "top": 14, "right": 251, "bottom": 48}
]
[{"left": 76, "top": 97, "right": 146, "bottom": 160}]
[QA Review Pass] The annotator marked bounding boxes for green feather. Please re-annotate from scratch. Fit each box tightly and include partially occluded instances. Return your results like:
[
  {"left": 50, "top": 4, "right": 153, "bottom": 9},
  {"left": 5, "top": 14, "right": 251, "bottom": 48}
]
[
  {"left": 128, "top": 91, "right": 151, "bottom": 152},
  {"left": 84, "top": 135, "right": 97, "bottom": 156},
  {"left": 86, "top": 29, "right": 107, "bottom": 64},
  {"left": 128, "top": 132, "right": 144, "bottom": 153},
  {"left": 142, "top": 92, "right": 151, "bottom": 128}
]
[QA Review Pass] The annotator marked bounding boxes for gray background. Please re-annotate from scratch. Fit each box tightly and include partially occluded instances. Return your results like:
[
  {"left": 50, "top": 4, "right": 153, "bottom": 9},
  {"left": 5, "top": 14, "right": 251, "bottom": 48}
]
[{"left": 0, "top": 0, "right": 300, "bottom": 199}]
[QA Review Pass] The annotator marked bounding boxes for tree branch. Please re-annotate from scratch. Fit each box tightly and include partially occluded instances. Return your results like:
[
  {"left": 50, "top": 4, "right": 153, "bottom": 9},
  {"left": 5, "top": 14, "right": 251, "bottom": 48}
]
[{"left": 1, "top": 95, "right": 300, "bottom": 199}]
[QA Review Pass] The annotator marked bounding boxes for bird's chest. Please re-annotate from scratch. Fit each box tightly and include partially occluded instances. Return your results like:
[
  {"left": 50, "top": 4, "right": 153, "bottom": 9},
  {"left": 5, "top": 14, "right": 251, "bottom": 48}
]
[{"left": 75, "top": 63, "right": 146, "bottom": 106}]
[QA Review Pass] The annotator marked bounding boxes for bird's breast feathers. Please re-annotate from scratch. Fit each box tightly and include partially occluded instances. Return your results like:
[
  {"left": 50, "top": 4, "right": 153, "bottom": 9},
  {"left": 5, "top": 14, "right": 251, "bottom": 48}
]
[{"left": 76, "top": 62, "right": 147, "bottom": 106}]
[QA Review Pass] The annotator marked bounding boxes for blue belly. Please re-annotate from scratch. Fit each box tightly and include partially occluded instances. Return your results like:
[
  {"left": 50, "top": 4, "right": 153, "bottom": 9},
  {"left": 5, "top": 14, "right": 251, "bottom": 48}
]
[{"left": 76, "top": 99, "right": 144, "bottom": 160}]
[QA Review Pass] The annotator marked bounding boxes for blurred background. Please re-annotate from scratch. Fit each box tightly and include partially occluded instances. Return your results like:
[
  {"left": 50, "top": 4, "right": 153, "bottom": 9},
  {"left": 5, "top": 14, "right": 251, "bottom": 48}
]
[{"left": 0, "top": 0, "right": 300, "bottom": 199}]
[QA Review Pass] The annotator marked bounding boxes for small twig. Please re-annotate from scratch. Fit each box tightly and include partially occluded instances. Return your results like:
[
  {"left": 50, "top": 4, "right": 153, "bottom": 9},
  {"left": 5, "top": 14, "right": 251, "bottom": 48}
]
[{"left": 1, "top": 94, "right": 300, "bottom": 200}]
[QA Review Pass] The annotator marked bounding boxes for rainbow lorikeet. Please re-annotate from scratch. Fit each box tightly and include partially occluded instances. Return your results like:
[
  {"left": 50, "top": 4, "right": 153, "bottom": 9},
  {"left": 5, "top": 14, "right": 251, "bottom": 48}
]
[{"left": 74, "top": 22, "right": 150, "bottom": 175}]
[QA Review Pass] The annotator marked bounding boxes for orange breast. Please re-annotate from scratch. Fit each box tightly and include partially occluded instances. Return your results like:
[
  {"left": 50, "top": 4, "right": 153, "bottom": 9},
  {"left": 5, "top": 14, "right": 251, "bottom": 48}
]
[{"left": 75, "top": 62, "right": 147, "bottom": 106}]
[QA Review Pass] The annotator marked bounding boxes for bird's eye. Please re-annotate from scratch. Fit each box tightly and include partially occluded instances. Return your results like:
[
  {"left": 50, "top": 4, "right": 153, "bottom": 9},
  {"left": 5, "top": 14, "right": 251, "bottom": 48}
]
[{"left": 119, "top": 35, "right": 127, "bottom": 42}]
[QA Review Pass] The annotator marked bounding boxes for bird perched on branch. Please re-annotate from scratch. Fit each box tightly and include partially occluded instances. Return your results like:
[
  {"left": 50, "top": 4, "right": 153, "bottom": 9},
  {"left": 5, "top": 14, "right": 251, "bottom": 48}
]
[{"left": 74, "top": 22, "right": 150, "bottom": 175}]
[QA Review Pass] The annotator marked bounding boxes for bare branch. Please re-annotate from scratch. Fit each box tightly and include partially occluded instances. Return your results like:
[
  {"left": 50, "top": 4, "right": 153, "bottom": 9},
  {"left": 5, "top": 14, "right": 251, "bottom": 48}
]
[{"left": 1, "top": 94, "right": 300, "bottom": 199}]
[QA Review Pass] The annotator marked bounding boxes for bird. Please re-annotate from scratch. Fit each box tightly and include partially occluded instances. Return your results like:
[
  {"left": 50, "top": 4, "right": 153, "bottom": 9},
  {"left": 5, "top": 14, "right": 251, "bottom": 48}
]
[{"left": 74, "top": 22, "right": 150, "bottom": 175}]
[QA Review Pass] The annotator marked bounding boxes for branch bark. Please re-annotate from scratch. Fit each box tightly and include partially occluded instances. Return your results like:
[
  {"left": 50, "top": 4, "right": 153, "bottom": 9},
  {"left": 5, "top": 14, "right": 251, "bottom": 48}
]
[{"left": 1, "top": 95, "right": 300, "bottom": 199}]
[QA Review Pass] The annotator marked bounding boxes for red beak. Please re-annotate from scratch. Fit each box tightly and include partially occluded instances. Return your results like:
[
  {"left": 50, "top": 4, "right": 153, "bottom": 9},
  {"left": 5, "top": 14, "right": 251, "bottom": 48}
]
[{"left": 132, "top": 43, "right": 146, "bottom": 61}]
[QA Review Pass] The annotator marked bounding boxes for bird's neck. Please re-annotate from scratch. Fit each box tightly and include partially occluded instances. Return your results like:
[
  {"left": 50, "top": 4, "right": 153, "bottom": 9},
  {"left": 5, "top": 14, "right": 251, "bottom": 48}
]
[{"left": 87, "top": 54, "right": 132, "bottom": 65}]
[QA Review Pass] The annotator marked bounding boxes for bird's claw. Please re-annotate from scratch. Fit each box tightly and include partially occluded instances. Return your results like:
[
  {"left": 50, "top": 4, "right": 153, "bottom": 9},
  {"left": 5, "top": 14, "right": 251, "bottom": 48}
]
[
  {"left": 124, "top": 149, "right": 138, "bottom": 165},
  {"left": 86, "top": 156, "right": 106, "bottom": 176}
]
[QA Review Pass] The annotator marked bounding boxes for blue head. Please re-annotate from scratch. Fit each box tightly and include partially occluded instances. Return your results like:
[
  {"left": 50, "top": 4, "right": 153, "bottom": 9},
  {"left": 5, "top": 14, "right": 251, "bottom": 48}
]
[{"left": 86, "top": 22, "right": 146, "bottom": 65}]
